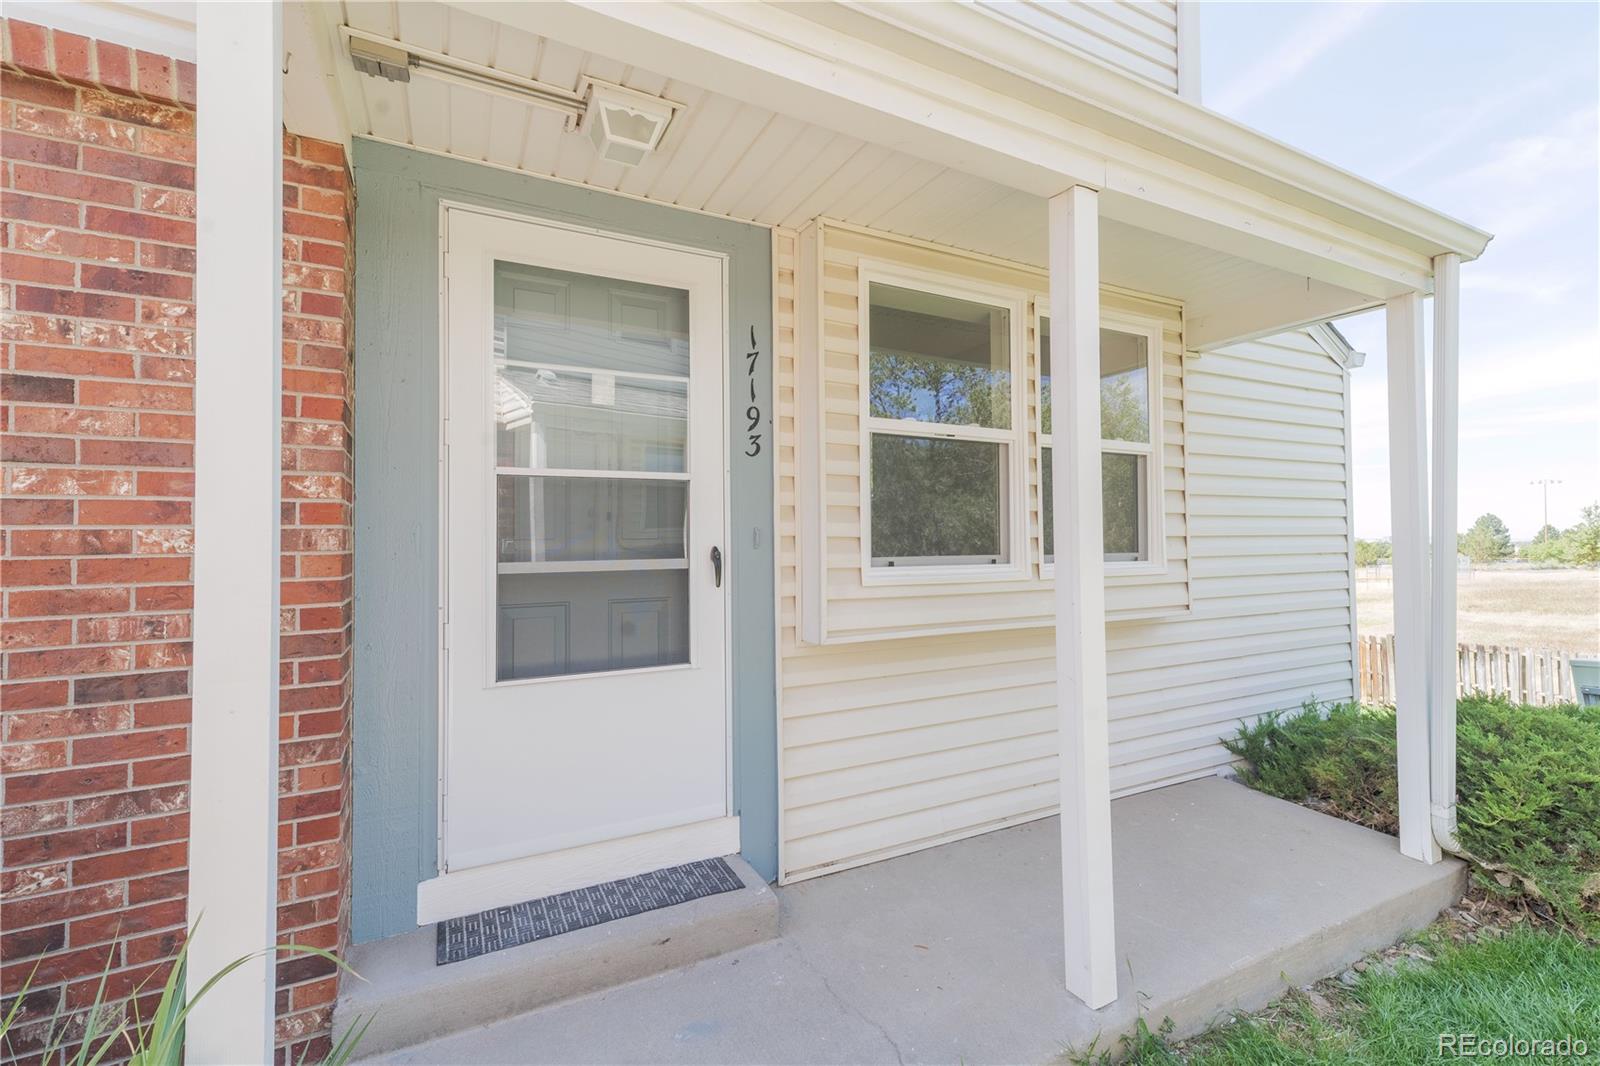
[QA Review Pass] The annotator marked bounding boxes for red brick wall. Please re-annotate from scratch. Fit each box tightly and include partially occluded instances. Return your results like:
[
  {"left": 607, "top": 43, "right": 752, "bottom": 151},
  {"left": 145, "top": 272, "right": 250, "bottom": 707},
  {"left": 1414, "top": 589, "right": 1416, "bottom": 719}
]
[
  {"left": 273, "top": 132, "right": 355, "bottom": 1065},
  {"left": 1, "top": 25, "right": 199, "bottom": 1060},
  {"left": 0, "top": 20, "right": 355, "bottom": 1063}
]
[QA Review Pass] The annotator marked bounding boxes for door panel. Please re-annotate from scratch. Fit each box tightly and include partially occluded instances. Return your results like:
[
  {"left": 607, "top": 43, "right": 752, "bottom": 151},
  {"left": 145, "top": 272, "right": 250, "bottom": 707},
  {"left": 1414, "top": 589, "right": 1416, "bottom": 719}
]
[{"left": 443, "top": 208, "right": 729, "bottom": 879}]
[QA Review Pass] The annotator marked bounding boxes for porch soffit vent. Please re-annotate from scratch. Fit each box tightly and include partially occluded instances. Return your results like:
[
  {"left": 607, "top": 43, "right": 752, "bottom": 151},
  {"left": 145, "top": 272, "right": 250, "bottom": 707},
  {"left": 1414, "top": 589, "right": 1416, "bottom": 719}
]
[{"left": 343, "top": 26, "right": 682, "bottom": 166}]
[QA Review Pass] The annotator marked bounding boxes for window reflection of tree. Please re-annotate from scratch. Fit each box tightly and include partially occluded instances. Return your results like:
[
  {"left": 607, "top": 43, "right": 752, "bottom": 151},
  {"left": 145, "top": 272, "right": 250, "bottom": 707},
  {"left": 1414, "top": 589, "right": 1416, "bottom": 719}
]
[
  {"left": 1101, "top": 453, "right": 1141, "bottom": 558},
  {"left": 871, "top": 436, "right": 1003, "bottom": 561},
  {"left": 1040, "top": 319, "right": 1155, "bottom": 564},
  {"left": 866, "top": 289, "right": 1012, "bottom": 564},
  {"left": 1100, "top": 371, "right": 1147, "bottom": 443}
]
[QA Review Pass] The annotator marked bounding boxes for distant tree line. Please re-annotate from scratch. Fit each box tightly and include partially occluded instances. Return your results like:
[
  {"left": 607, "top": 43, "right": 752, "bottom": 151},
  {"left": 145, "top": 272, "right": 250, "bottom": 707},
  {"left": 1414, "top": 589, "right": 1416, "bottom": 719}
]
[
  {"left": 1519, "top": 503, "right": 1600, "bottom": 566},
  {"left": 1355, "top": 538, "right": 1391, "bottom": 568},
  {"left": 1354, "top": 503, "right": 1600, "bottom": 568}
]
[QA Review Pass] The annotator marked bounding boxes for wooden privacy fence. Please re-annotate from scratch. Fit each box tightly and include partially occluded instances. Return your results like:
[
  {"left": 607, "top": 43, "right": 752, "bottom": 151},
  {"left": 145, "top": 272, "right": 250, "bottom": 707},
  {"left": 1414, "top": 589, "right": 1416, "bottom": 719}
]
[{"left": 1358, "top": 634, "right": 1580, "bottom": 706}]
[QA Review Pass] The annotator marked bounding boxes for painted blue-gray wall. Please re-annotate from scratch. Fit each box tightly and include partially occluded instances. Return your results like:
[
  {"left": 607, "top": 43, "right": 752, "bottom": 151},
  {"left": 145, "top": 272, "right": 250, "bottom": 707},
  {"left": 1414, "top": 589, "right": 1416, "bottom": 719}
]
[{"left": 351, "top": 140, "right": 776, "bottom": 943}]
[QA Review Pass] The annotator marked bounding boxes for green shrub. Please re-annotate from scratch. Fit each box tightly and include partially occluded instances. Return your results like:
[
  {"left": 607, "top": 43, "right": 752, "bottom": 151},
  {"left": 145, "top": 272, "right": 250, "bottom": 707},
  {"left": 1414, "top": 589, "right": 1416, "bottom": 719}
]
[{"left": 1226, "top": 697, "right": 1600, "bottom": 939}]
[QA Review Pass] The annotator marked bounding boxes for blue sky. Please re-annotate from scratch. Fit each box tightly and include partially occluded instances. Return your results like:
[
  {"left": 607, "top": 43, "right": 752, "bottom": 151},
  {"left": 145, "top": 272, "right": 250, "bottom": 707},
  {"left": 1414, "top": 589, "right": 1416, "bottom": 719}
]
[{"left": 1201, "top": 2, "right": 1599, "bottom": 541}]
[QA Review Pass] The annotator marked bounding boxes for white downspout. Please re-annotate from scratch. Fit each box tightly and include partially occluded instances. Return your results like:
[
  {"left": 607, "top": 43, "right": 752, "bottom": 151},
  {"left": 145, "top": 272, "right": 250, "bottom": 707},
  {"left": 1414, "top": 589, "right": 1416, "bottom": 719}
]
[
  {"left": 1385, "top": 292, "right": 1440, "bottom": 863},
  {"left": 1429, "top": 253, "right": 1463, "bottom": 854}
]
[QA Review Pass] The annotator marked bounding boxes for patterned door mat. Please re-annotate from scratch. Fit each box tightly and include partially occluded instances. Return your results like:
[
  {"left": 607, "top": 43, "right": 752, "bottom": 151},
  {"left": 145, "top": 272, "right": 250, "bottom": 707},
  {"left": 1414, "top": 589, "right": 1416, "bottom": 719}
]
[{"left": 436, "top": 857, "right": 744, "bottom": 965}]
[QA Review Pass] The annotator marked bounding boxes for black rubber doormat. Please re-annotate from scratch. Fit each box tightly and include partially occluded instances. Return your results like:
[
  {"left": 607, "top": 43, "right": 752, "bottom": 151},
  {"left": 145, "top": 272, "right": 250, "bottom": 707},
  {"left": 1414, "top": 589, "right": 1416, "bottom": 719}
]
[{"left": 435, "top": 857, "right": 744, "bottom": 965}]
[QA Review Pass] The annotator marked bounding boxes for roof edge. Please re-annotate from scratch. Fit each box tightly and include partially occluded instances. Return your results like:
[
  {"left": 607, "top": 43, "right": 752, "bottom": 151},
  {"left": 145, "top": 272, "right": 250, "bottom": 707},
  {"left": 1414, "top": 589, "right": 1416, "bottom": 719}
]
[
  {"left": 837, "top": 2, "right": 1493, "bottom": 262},
  {"left": 1309, "top": 322, "right": 1366, "bottom": 369}
]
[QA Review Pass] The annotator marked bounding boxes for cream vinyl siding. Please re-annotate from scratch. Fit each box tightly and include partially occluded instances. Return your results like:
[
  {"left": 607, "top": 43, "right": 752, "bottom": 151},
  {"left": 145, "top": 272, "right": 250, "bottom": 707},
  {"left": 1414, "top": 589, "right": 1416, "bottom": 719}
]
[
  {"left": 776, "top": 231, "right": 1357, "bottom": 882},
  {"left": 975, "top": 1, "right": 1182, "bottom": 93}
]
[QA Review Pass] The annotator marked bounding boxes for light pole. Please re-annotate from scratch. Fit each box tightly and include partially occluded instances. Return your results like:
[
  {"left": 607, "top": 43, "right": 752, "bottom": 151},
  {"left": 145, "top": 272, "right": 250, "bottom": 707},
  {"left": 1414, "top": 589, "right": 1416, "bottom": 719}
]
[{"left": 1530, "top": 479, "right": 1562, "bottom": 532}]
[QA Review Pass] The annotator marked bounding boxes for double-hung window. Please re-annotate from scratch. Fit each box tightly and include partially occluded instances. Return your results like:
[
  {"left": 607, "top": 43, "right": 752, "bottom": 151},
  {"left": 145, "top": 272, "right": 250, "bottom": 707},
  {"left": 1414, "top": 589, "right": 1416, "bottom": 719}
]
[
  {"left": 1040, "top": 310, "right": 1165, "bottom": 569},
  {"left": 862, "top": 267, "right": 1024, "bottom": 577}
]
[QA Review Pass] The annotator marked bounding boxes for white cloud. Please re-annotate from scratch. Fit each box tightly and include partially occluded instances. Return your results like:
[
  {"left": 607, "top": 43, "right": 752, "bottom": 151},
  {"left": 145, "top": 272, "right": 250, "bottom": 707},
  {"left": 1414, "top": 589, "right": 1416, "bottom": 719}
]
[
  {"left": 1459, "top": 330, "right": 1600, "bottom": 407},
  {"left": 1461, "top": 270, "right": 1577, "bottom": 306},
  {"left": 1209, "top": 2, "right": 1385, "bottom": 116},
  {"left": 1448, "top": 105, "right": 1598, "bottom": 190},
  {"left": 1458, "top": 398, "right": 1600, "bottom": 442},
  {"left": 1377, "top": 76, "right": 1556, "bottom": 185},
  {"left": 1433, "top": 105, "right": 1599, "bottom": 240}
]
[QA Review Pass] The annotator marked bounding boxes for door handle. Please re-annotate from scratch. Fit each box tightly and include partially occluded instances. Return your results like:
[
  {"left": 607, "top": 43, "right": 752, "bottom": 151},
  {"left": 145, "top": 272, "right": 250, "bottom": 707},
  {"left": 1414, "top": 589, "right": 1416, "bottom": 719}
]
[{"left": 710, "top": 546, "right": 723, "bottom": 588}]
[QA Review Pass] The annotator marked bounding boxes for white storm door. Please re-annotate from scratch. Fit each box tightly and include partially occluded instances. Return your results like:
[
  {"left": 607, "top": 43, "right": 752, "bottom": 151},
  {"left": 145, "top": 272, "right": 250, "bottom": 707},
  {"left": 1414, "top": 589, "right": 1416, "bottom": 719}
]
[{"left": 440, "top": 207, "right": 730, "bottom": 896}]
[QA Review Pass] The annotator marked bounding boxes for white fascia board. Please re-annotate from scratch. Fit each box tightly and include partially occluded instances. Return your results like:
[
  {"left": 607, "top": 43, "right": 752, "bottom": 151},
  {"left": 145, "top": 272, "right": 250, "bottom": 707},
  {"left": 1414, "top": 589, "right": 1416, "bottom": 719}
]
[
  {"left": 835, "top": 1, "right": 1491, "bottom": 262},
  {"left": 1097, "top": 161, "right": 1432, "bottom": 298},
  {"left": 6, "top": 1, "right": 195, "bottom": 61},
  {"left": 283, "top": 0, "right": 354, "bottom": 148},
  {"left": 452, "top": 1, "right": 1445, "bottom": 299}
]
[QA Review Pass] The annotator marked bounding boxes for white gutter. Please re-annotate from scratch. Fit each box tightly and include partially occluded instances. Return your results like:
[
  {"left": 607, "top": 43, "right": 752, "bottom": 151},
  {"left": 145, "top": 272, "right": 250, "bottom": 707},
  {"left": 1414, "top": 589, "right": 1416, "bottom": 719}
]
[
  {"left": 1429, "top": 253, "right": 1463, "bottom": 854},
  {"left": 1309, "top": 321, "right": 1366, "bottom": 370}
]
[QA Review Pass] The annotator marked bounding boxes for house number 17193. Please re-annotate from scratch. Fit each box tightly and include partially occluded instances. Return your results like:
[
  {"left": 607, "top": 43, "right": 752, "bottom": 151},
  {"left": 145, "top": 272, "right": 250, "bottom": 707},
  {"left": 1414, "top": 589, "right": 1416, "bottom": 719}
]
[{"left": 744, "top": 325, "right": 762, "bottom": 458}]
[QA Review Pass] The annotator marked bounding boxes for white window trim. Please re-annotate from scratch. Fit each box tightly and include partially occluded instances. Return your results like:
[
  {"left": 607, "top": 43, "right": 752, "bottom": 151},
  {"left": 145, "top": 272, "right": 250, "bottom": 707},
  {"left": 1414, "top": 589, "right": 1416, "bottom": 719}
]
[
  {"left": 1037, "top": 303, "right": 1168, "bottom": 578},
  {"left": 857, "top": 259, "right": 1030, "bottom": 586}
]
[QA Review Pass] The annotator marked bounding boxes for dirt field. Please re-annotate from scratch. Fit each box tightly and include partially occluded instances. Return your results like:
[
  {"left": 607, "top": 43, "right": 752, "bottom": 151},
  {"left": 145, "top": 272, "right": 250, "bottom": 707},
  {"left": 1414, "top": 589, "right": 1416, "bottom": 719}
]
[{"left": 1357, "top": 567, "right": 1600, "bottom": 653}]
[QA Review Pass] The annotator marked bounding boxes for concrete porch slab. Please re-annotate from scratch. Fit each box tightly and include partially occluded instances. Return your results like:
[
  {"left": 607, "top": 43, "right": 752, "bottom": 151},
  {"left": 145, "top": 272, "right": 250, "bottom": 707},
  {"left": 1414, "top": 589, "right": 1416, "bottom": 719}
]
[
  {"left": 361, "top": 779, "right": 1466, "bottom": 1064},
  {"left": 338, "top": 854, "right": 778, "bottom": 1057}
]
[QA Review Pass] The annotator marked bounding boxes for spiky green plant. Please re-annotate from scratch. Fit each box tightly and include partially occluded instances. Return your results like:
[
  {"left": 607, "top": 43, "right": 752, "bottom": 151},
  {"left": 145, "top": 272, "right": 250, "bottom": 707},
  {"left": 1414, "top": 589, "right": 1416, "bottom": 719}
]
[{"left": 1, "top": 929, "right": 369, "bottom": 1066}]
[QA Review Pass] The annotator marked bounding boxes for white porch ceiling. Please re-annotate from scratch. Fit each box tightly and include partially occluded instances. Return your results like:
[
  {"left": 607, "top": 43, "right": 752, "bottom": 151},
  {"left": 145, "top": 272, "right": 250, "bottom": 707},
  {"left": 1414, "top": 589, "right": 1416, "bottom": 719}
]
[
  {"left": 338, "top": 2, "right": 1040, "bottom": 241},
  {"left": 329, "top": 1, "right": 1378, "bottom": 347}
]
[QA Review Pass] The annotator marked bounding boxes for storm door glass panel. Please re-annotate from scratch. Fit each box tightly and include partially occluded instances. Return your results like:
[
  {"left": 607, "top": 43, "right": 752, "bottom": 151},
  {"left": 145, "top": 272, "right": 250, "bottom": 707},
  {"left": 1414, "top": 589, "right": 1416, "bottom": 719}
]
[{"left": 493, "top": 260, "right": 691, "bottom": 681}]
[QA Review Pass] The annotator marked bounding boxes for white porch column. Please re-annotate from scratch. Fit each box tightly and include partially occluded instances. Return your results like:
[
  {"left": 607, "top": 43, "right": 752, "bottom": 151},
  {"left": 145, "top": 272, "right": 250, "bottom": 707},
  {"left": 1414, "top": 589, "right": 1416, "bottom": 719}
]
[
  {"left": 188, "top": 3, "right": 284, "bottom": 1061},
  {"left": 1429, "top": 254, "right": 1462, "bottom": 850},
  {"left": 1048, "top": 186, "right": 1118, "bottom": 1008},
  {"left": 1385, "top": 292, "right": 1441, "bottom": 864}
]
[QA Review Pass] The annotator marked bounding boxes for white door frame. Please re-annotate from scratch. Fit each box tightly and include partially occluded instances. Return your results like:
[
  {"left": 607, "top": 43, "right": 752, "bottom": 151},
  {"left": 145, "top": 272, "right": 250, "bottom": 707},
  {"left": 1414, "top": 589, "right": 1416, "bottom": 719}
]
[{"left": 418, "top": 202, "right": 737, "bottom": 924}]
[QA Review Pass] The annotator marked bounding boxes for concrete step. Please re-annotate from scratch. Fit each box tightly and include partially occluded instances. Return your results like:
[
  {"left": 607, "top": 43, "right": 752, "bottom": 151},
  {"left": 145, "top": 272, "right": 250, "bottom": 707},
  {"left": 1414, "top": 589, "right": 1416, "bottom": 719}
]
[{"left": 336, "top": 855, "right": 777, "bottom": 1058}]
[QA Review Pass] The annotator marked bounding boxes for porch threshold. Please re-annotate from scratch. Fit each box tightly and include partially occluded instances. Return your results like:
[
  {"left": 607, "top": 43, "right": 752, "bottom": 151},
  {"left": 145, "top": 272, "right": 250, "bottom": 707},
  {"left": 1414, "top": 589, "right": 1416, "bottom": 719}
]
[
  {"left": 337, "top": 854, "right": 777, "bottom": 1058},
  {"left": 358, "top": 778, "right": 1466, "bottom": 1064}
]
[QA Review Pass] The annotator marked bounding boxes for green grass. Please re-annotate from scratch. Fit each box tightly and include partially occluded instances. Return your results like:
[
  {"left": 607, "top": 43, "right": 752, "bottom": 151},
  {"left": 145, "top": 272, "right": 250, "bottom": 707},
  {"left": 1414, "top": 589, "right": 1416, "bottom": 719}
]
[
  {"left": 1171, "top": 929, "right": 1600, "bottom": 1065},
  {"left": 1225, "top": 696, "right": 1600, "bottom": 938}
]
